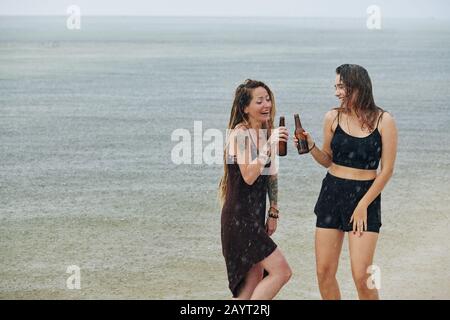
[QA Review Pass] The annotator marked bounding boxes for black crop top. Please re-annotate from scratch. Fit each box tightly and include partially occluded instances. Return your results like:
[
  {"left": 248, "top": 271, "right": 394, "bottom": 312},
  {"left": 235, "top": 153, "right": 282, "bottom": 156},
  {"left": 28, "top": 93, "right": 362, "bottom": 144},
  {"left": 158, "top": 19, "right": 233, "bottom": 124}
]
[{"left": 331, "top": 111, "right": 383, "bottom": 170}]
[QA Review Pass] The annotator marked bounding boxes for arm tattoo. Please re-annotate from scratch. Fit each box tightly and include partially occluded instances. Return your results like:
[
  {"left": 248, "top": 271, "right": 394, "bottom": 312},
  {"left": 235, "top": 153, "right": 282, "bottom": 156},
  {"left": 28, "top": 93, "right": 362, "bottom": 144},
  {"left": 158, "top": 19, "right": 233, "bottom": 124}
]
[
  {"left": 268, "top": 175, "right": 278, "bottom": 205},
  {"left": 236, "top": 131, "right": 248, "bottom": 153}
]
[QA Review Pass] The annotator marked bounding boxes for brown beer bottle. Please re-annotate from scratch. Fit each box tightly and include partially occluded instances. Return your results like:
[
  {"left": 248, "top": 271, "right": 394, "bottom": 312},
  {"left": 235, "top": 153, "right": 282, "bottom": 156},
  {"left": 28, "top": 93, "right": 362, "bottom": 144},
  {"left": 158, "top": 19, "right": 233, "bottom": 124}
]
[
  {"left": 278, "top": 116, "right": 287, "bottom": 156},
  {"left": 294, "top": 114, "right": 309, "bottom": 154}
]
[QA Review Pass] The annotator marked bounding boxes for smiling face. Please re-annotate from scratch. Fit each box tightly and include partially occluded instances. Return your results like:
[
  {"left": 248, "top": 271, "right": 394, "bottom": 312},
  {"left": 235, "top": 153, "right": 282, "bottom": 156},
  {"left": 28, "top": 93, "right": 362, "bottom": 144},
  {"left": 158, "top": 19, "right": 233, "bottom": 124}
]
[
  {"left": 244, "top": 86, "right": 272, "bottom": 126},
  {"left": 334, "top": 74, "right": 346, "bottom": 102}
]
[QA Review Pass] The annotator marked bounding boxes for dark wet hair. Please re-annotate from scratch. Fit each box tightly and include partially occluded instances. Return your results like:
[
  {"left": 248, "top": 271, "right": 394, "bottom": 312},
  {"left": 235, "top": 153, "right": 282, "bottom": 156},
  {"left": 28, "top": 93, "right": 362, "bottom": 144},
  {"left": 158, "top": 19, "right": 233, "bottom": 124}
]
[
  {"left": 219, "top": 79, "right": 276, "bottom": 206},
  {"left": 336, "top": 64, "right": 383, "bottom": 131},
  {"left": 227, "top": 79, "right": 275, "bottom": 130}
]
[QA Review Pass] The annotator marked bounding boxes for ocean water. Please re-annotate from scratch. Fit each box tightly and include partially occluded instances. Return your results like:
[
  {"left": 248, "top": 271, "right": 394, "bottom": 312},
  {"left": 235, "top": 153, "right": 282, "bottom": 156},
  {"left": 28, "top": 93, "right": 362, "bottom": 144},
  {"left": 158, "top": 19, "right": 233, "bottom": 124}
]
[{"left": 0, "top": 16, "right": 449, "bottom": 299}]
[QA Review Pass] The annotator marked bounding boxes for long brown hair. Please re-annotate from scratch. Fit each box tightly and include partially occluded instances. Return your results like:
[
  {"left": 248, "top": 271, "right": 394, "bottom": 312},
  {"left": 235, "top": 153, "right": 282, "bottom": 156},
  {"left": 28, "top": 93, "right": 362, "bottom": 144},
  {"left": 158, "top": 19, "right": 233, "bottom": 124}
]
[
  {"left": 218, "top": 79, "right": 276, "bottom": 206},
  {"left": 336, "top": 64, "right": 383, "bottom": 132}
]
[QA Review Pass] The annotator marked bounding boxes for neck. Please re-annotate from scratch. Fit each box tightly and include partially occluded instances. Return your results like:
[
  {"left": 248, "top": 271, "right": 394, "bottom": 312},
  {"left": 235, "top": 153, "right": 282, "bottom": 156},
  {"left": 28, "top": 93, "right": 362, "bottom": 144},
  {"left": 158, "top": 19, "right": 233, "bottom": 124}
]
[
  {"left": 343, "top": 105, "right": 357, "bottom": 117},
  {"left": 247, "top": 117, "right": 262, "bottom": 130}
]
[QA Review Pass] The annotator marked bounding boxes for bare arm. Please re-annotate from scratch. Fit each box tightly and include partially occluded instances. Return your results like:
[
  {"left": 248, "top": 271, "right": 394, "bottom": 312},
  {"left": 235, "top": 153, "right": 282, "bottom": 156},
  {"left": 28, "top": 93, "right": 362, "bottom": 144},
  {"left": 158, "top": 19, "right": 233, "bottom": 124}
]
[
  {"left": 265, "top": 173, "right": 279, "bottom": 236},
  {"left": 298, "top": 110, "right": 336, "bottom": 168},
  {"left": 267, "top": 174, "right": 278, "bottom": 209},
  {"left": 358, "top": 113, "right": 398, "bottom": 207},
  {"left": 230, "top": 128, "right": 269, "bottom": 185},
  {"left": 229, "top": 127, "right": 287, "bottom": 185}
]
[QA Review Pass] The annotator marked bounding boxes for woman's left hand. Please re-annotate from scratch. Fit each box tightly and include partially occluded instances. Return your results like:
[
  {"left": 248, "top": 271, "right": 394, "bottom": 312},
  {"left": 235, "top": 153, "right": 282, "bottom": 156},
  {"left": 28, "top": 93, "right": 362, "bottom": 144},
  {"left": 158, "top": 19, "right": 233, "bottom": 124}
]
[
  {"left": 266, "top": 217, "right": 277, "bottom": 236},
  {"left": 350, "top": 203, "right": 368, "bottom": 236}
]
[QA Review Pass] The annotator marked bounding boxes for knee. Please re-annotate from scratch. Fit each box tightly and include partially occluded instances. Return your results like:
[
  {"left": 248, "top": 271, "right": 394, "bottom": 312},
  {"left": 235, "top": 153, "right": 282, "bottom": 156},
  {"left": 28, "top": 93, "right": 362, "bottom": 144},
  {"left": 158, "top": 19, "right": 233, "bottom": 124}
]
[
  {"left": 284, "top": 266, "right": 293, "bottom": 283},
  {"left": 352, "top": 272, "right": 369, "bottom": 291},
  {"left": 276, "top": 265, "right": 292, "bottom": 284},
  {"left": 316, "top": 266, "right": 337, "bottom": 284}
]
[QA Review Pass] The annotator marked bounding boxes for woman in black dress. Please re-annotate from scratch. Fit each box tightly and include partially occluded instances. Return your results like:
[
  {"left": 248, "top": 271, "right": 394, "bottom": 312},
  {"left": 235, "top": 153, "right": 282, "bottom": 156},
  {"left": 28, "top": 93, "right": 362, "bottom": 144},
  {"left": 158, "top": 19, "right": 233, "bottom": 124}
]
[{"left": 219, "top": 79, "right": 292, "bottom": 299}]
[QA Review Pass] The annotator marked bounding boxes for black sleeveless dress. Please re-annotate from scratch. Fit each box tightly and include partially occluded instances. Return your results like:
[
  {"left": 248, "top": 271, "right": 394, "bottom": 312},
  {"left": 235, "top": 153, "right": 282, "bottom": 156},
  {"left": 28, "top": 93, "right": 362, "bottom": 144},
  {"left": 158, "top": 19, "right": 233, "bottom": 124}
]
[{"left": 221, "top": 151, "right": 277, "bottom": 297}]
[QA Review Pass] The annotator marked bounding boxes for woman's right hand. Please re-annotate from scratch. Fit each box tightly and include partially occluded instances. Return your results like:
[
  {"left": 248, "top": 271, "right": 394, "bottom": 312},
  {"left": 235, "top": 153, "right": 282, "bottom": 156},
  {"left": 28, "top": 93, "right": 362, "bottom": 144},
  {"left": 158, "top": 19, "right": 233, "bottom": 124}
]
[{"left": 293, "top": 131, "right": 315, "bottom": 150}]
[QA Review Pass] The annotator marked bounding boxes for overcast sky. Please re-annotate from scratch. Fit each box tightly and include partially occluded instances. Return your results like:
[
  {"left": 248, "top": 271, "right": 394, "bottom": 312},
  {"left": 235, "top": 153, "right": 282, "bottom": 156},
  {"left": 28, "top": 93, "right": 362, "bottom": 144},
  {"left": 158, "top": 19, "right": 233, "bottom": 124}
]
[{"left": 1, "top": 0, "right": 449, "bottom": 18}]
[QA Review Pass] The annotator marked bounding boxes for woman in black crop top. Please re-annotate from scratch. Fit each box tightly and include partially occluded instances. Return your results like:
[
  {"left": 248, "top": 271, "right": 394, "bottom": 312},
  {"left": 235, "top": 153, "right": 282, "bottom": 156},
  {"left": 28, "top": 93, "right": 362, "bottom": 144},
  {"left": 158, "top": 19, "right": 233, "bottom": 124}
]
[{"left": 294, "top": 64, "right": 398, "bottom": 300}]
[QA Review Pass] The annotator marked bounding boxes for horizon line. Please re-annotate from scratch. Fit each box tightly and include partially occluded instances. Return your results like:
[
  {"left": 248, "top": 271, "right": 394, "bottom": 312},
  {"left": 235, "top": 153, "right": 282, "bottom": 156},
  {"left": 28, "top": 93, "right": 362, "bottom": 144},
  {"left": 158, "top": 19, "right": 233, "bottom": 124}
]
[{"left": 0, "top": 14, "right": 447, "bottom": 20}]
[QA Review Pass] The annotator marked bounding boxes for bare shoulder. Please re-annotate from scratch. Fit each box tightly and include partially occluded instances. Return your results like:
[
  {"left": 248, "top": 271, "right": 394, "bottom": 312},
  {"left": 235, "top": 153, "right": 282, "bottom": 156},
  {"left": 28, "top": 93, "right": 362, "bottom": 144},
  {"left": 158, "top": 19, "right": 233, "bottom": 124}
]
[
  {"left": 230, "top": 123, "right": 249, "bottom": 137},
  {"left": 325, "top": 108, "right": 339, "bottom": 120},
  {"left": 229, "top": 124, "right": 251, "bottom": 145},
  {"left": 227, "top": 125, "right": 250, "bottom": 155},
  {"left": 380, "top": 111, "right": 396, "bottom": 126},
  {"left": 379, "top": 112, "right": 397, "bottom": 134},
  {"left": 234, "top": 122, "right": 249, "bottom": 131},
  {"left": 324, "top": 108, "right": 339, "bottom": 131}
]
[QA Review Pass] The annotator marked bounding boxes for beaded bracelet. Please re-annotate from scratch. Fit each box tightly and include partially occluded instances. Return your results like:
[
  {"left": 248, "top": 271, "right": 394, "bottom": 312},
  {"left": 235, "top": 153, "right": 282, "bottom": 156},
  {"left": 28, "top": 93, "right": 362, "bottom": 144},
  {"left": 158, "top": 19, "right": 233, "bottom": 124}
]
[{"left": 268, "top": 207, "right": 279, "bottom": 219}]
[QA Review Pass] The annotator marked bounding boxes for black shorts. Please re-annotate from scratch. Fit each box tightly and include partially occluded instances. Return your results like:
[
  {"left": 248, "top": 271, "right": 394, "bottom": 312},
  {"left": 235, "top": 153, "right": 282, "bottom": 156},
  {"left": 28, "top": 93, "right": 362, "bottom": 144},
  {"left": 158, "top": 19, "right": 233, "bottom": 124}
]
[{"left": 314, "top": 172, "right": 382, "bottom": 233}]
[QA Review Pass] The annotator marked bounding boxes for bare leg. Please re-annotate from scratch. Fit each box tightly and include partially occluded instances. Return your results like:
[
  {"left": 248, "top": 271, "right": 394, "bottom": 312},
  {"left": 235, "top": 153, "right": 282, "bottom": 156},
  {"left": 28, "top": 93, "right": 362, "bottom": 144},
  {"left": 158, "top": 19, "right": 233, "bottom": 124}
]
[
  {"left": 250, "top": 248, "right": 292, "bottom": 300},
  {"left": 234, "top": 263, "right": 264, "bottom": 300},
  {"left": 348, "top": 232, "right": 379, "bottom": 300},
  {"left": 315, "top": 228, "right": 344, "bottom": 300}
]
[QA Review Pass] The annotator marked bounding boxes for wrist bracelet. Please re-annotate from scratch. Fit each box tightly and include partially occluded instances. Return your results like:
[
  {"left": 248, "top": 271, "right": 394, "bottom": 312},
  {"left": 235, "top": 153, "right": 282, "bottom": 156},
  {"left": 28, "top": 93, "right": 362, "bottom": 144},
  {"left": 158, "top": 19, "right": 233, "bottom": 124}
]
[
  {"left": 308, "top": 142, "right": 316, "bottom": 152},
  {"left": 268, "top": 206, "right": 279, "bottom": 219},
  {"left": 268, "top": 206, "right": 279, "bottom": 214}
]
